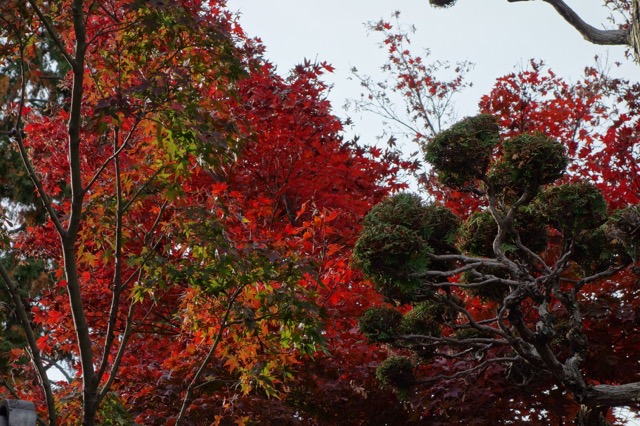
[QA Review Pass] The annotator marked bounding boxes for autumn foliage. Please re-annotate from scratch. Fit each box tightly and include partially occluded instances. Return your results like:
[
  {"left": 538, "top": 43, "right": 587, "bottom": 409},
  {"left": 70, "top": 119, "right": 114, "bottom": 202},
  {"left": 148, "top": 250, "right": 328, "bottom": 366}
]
[
  {"left": 352, "top": 17, "right": 640, "bottom": 426},
  {"left": 1, "top": 2, "right": 639, "bottom": 425},
  {"left": 0, "top": 1, "right": 414, "bottom": 424}
]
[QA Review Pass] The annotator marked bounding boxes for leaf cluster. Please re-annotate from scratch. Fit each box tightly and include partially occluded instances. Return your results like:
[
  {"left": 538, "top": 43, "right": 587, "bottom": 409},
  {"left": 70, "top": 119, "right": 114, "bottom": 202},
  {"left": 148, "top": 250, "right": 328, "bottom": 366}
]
[
  {"left": 354, "top": 193, "right": 459, "bottom": 293},
  {"left": 536, "top": 182, "right": 607, "bottom": 236},
  {"left": 425, "top": 114, "right": 499, "bottom": 188},
  {"left": 490, "top": 132, "right": 568, "bottom": 192},
  {"left": 375, "top": 355, "right": 415, "bottom": 389}
]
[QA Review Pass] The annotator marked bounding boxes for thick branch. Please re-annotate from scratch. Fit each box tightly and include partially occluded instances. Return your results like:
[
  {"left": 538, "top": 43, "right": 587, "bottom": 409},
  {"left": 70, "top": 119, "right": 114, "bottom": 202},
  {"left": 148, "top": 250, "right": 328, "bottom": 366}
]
[
  {"left": 508, "top": 0, "right": 630, "bottom": 45},
  {"left": 591, "top": 382, "right": 640, "bottom": 407}
]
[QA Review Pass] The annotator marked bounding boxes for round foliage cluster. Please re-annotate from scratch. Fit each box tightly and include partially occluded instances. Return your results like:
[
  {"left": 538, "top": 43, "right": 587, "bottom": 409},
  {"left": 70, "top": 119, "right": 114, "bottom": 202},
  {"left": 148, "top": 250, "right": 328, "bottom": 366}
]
[
  {"left": 609, "top": 205, "right": 640, "bottom": 244},
  {"left": 491, "top": 133, "right": 568, "bottom": 191},
  {"left": 571, "top": 227, "right": 618, "bottom": 274},
  {"left": 360, "top": 307, "right": 403, "bottom": 342},
  {"left": 354, "top": 194, "right": 431, "bottom": 288},
  {"left": 422, "top": 204, "right": 460, "bottom": 251},
  {"left": 537, "top": 183, "right": 607, "bottom": 236},
  {"left": 400, "top": 302, "right": 443, "bottom": 337},
  {"left": 605, "top": 205, "right": 640, "bottom": 262},
  {"left": 458, "top": 211, "right": 497, "bottom": 257},
  {"left": 376, "top": 356, "right": 415, "bottom": 389},
  {"left": 429, "top": 0, "right": 457, "bottom": 8},
  {"left": 354, "top": 221, "right": 430, "bottom": 290},
  {"left": 372, "top": 279, "right": 433, "bottom": 305},
  {"left": 459, "top": 208, "right": 547, "bottom": 258},
  {"left": 362, "top": 193, "right": 429, "bottom": 229},
  {"left": 355, "top": 193, "right": 458, "bottom": 292},
  {"left": 425, "top": 114, "right": 499, "bottom": 188}
]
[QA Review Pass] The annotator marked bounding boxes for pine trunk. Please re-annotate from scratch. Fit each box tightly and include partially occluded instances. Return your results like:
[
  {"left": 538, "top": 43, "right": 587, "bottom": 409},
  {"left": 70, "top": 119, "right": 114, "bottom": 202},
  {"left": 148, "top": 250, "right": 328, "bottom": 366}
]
[
  {"left": 633, "top": 0, "right": 640, "bottom": 62},
  {"left": 575, "top": 406, "right": 610, "bottom": 426}
]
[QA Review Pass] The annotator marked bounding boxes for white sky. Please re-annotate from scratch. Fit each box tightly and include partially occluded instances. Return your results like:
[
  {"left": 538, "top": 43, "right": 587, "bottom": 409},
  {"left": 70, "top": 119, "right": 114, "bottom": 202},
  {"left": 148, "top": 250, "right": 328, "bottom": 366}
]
[{"left": 227, "top": 0, "right": 636, "bottom": 148}]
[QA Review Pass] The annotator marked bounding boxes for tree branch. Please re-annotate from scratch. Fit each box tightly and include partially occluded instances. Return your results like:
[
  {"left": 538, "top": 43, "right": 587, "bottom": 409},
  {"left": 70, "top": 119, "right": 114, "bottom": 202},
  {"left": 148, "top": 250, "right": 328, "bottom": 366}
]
[
  {"left": 0, "top": 264, "right": 58, "bottom": 425},
  {"left": 27, "top": 0, "right": 76, "bottom": 68},
  {"left": 13, "top": 41, "right": 65, "bottom": 237},
  {"left": 175, "top": 286, "right": 244, "bottom": 426},
  {"left": 508, "top": 0, "right": 630, "bottom": 45},
  {"left": 417, "top": 356, "right": 520, "bottom": 384},
  {"left": 96, "top": 127, "right": 124, "bottom": 384}
]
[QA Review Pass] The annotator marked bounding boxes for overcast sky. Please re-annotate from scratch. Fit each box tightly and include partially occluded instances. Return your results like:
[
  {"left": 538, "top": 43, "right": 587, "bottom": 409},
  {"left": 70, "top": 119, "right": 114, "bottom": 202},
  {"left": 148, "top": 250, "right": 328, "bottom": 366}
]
[{"left": 226, "top": 1, "right": 636, "bottom": 150}]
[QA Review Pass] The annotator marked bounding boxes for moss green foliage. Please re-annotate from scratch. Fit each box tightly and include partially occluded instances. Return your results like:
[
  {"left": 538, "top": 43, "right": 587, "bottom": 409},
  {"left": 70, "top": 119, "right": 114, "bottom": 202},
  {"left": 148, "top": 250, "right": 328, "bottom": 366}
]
[
  {"left": 571, "top": 226, "right": 618, "bottom": 274},
  {"left": 422, "top": 204, "right": 460, "bottom": 250},
  {"left": 355, "top": 194, "right": 435, "bottom": 291},
  {"left": 354, "top": 194, "right": 460, "bottom": 296},
  {"left": 429, "top": 0, "right": 457, "bottom": 7},
  {"left": 400, "top": 302, "right": 442, "bottom": 337},
  {"left": 376, "top": 356, "right": 415, "bottom": 389},
  {"left": 354, "top": 221, "right": 431, "bottom": 291},
  {"left": 458, "top": 211, "right": 496, "bottom": 257},
  {"left": 360, "top": 307, "right": 403, "bottom": 342},
  {"left": 537, "top": 183, "right": 607, "bottom": 236},
  {"left": 607, "top": 205, "right": 640, "bottom": 261},
  {"left": 458, "top": 207, "right": 547, "bottom": 259},
  {"left": 490, "top": 133, "right": 568, "bottom": 191},
  {"left": 425, "top": 114, "right": 499, "bottom": 188},
  {"left": 453, "top": 328, "right": 491, "bottom": 340}
]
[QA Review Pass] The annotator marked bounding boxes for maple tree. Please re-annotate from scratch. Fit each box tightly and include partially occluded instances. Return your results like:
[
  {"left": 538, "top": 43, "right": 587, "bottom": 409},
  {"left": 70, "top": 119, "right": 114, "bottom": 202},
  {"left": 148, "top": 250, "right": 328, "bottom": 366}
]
[
  {"left": 352, "top": 15, "right": 640, "bottom": 426},
  {"left": 108, "top": 56, "right": 411, "bottom": 425},
  {"left": 0, "top": 1, "right": 338, "bottom": 424},
  {"left": 221, "top": 60, "right": 415, "bottom": 424},
  {"left": 428, "top": 0, "right": 640, "bottom": 62},
  {"left": 0, "top": 1, "right": 415, "bottom": 425}
]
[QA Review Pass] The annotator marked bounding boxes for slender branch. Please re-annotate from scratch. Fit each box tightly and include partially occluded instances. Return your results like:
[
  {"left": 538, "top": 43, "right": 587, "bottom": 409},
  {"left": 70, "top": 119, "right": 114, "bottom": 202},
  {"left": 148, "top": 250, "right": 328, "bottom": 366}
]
[
  {"left": 62, "top": 2, "right": 99, "bottom": 423},
  {"left": 97, "top": 280, "right": 138, "bottom": 403},
  {"left": 96, "top": 127, "right": 124, "bottom": 383},
  {"left": 27, "top": 0, "right": 76, "bottom": 68},
  {"left": 413, "top": 261, "right": 498, "bottom": 278},
  {"left": 175, "top": 286, "right": 243, "bottom": 425},
  {"left": 576, "top": 263, "right": 630, "bottom": 290},
  {"left": 0, "top": 264, "right": 58, "bottom": 425},
  {"left": 417, "top": 356, "right": 519, "bottom": 384},
  {"left": 422, "top": 276, "right": 518, "bottom": 289},
  {"left": 514, "top": 232, "right": 551, "bottom": 274},
  {"left": 350, "top": 73, "right": 425, "bottom": 136},
  {"left": 446, "top": 296, "right": 510, "bottom": 339},
  {"left": 121, "top": 167, "right": 164, "bottom": 213},
  {"left": 428, "top": 252, "right": 509, "bottom": 267},
  {"left": 399, "top": 333, "right": 509, "bottom": 347},
  {"left": 0, "top": 375, "right": 21, "bottom": 400},
  {"left": 13, "top": 42, "right": 65, "bottom": 236},
  {"left": 84, "top": 119, "right": 142, "bottom": 193}
]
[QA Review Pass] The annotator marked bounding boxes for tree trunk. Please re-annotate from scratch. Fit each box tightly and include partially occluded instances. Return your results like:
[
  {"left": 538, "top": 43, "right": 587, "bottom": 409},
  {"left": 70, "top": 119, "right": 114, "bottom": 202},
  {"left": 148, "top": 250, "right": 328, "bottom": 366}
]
[
  {"left": 632, "top": 0, "right": 640, "bottom": 62},
  {"left": 575, "top": 406, "right": 611, "bottom": 426}
]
